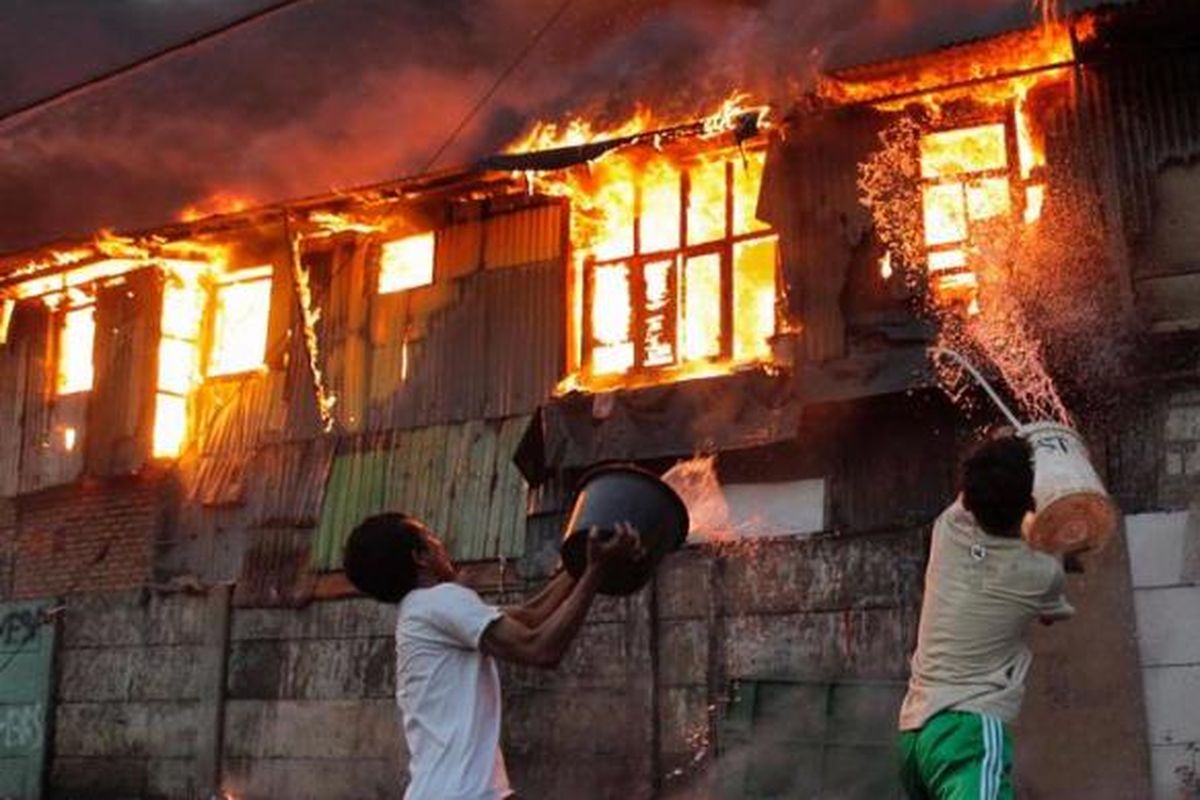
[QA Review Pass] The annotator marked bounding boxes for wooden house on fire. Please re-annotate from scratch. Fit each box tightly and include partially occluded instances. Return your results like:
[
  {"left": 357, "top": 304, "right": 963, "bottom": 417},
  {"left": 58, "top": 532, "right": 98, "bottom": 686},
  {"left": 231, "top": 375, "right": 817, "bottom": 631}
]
[{"left": 0, "top": 2, "right": 1198, "bottom": 798}]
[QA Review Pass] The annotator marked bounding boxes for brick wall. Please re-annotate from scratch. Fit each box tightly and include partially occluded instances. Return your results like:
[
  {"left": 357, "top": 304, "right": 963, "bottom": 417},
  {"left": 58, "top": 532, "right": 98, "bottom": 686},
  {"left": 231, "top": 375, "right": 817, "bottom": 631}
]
[{"left": 8, "top": 470, "right": 167, "bottom": 599}]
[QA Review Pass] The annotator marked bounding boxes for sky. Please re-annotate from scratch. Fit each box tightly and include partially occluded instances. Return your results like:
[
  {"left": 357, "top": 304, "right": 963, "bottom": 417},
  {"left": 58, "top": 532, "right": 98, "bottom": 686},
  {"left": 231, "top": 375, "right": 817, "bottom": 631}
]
[{"left": 0, "top": 0, "right": 1110, "bottom": 253}]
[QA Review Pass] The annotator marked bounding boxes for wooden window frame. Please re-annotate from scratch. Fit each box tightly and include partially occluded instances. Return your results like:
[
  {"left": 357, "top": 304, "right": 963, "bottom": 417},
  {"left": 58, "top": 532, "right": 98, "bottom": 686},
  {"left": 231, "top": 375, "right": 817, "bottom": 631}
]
[{"left": 580, "top": 152, "right": 777, "bottom": 382}]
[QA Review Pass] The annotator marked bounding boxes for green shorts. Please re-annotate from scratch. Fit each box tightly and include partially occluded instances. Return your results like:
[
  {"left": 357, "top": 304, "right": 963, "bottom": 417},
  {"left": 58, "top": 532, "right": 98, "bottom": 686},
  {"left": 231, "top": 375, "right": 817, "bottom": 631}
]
[{"left": 898, "top": 710, "right": 1013, "bottom": 800}]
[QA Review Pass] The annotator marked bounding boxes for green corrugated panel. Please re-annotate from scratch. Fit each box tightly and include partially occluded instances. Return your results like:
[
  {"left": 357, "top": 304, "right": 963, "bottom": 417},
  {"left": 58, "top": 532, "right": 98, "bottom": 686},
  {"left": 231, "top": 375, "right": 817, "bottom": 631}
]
[{"left": 313, "top": 416, "right": 531, "bottom": 570}]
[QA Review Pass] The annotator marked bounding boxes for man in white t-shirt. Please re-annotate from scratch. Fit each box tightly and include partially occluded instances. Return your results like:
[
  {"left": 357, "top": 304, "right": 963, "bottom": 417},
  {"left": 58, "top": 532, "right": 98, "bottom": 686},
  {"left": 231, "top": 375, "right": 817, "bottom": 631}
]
[
  {"left": 898, "top": 433, "right": 1075, "bottom": 799},
  {"left": 343, "top": 512, "right": 643, "bottom": 800}
]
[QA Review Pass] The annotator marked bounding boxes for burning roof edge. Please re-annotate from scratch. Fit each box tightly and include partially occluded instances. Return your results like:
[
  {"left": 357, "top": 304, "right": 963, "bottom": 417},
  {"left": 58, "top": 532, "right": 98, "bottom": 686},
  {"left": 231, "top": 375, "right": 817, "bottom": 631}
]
[{"left": 1, "top": 0, "right": 1183, "bottom": 277}]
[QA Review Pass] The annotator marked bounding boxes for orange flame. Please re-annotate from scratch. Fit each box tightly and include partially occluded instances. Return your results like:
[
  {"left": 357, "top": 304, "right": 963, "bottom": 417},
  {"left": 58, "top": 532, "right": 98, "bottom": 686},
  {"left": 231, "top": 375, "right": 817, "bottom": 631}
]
[
  {"left": 510, "top": 92, "right": 778, "bottom": 392},
  {"left": 178, "top": 192, "right": 255, "bottom": 222}
]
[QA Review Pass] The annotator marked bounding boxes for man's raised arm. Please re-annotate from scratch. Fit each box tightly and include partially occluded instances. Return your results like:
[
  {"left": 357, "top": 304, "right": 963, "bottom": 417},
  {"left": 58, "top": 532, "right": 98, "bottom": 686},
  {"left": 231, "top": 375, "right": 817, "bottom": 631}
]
[{"left": 482, "top": 524, "right": 642, "bottom": 669}]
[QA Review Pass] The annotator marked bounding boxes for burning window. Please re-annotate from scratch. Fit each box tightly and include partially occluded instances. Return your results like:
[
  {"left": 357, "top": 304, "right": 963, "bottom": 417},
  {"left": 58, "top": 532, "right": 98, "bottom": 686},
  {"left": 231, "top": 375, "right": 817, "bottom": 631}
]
[
  {"left": 580, "top": 150, "right": 778, "bottom": 380},
  {"left": 378, "top": 232, "right": 435, "bottom": 294},
  {"left": 56, "top": 303, "right": 95, "bottom": 395},
  {"left": 917, "top": 111, "right": 1045, "bottom": 308},
  {"left": 153, "top": 272, "right": 205, "bottom": 458},
  {"left": 208, "top": 266, "right": 272, "bottom": 377}
]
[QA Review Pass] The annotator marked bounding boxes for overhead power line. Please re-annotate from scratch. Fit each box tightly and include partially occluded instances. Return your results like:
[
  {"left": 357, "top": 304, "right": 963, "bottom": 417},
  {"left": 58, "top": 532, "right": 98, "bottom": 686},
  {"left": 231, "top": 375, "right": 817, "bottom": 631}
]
[
  {"left": 0, "top": 0, "right": 315, "bottom": 128},
  {"left": 418, "top": 0, "right": 578, "bottom": 174}
]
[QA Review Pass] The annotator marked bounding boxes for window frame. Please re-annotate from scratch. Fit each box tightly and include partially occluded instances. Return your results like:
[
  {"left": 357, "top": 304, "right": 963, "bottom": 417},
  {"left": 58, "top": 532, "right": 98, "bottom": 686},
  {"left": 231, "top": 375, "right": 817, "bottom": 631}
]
[
  {"left": 579, "top": 149, "right": 778, "bottom": 382},
  {"left": 204, "top": 265, "right": 274, "bottom": 380},
  {"left": 53, "top": 300, "right": 96, "bottom": 397},
  {"left": 917, "top": 104, "right": 1042, "bottom": 294},
  {"left": 375, "top": 231, "right": 436, "bottom": 296}
]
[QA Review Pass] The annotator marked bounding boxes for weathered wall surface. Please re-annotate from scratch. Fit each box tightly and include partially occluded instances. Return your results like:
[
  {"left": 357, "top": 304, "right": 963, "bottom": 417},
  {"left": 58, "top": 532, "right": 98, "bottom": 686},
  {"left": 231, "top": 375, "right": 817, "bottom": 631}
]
[
  {"left": 1125, "top": 511, "right": 1200, "bottom": 800},
  {"left": 2, "top": 472, "right": 167, "bottom": 600},
  {"left": 222, "top": 598, "right": 405, "bottom": 800},
  {"left": 49, "top": 590, "right": 223, "bottom": 800}
]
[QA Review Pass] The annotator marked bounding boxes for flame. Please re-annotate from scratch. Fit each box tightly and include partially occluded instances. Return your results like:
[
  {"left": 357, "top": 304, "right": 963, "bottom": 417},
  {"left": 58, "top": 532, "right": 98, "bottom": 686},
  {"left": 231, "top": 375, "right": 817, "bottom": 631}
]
[
  {"left": 853, "top": 17, "right": 1087, "bottom": 425},
  {"left": 378, "top": 233, "right": 435, "bottom": 294},
  {"left": 510, "top": 92, "right": 778, "bottom": 391},
  {"left": 879, "top": 251, "right": 894, "bottom": 280},
  {"left": 290, "top": 236, "right": 338, "bottom": 432},
  {"left": 178, "top": 192, "right": 255, "bottom": 222},
  {"left": 56, "top": 304, "right": 95, "bottom": 395},
  {"left": 819, "top": 23, "right": 1076, "bottom": 108},
  {"left": 306, "top": 211, "right": 386, "bottom": 239}
]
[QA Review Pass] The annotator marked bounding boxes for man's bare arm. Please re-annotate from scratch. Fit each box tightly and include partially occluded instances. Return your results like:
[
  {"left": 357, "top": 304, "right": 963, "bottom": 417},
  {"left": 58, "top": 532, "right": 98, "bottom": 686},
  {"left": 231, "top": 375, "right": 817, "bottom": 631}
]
[
  {"left": 482, "top": 525, "right": 642, "bottom": 669},
  {"left": 503, "top": 569, "right": 574, "bottom": 629}
]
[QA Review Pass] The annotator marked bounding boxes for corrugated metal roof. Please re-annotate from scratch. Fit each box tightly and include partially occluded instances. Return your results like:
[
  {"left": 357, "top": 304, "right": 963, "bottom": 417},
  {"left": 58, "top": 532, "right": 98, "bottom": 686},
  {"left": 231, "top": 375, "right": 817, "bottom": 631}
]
[{"left": 312, "top": 415, "right": 531, "bottom": 569}]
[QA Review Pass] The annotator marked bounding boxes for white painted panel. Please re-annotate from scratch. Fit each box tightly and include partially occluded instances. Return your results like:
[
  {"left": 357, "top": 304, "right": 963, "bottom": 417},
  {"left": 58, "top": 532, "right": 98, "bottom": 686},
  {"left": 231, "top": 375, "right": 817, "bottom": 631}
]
[
  {"left": 722, "top": 479, "right": 825, "bottom": 537},
  {"left": 1134, "top": 586, "right": 1200, "bottom": 666},
  {"left": 1126, "top": 512, "right": 1188, "bottom": 588},
  {"left": 1149, "top": 744, "right": 1200, "bottom": 800},
  {"left": 1142, "top": 665, "right": 1200, "bottom": 745}
]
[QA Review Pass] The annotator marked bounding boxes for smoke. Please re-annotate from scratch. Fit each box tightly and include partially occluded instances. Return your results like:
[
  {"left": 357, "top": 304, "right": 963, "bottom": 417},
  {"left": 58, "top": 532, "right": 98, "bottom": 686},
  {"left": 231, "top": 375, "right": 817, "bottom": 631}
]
[{"left": 0, "top": 0, "right": 1116, "bottom": 252}]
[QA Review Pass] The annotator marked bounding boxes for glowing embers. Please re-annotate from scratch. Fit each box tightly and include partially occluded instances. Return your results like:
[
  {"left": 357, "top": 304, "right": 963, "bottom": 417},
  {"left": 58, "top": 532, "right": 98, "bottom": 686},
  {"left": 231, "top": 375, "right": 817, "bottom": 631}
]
[
  {"left": 378, "top": 232, "right": 435, "bottom": 294},
  {"left": 208, "top": 266, "right": 272, "bottom": 377},
  {"left": 56, "top": 304, "right": 95, "bottom": 395},
  {"left": 578, "top": 148, "right": 778, "bottom": 384}
]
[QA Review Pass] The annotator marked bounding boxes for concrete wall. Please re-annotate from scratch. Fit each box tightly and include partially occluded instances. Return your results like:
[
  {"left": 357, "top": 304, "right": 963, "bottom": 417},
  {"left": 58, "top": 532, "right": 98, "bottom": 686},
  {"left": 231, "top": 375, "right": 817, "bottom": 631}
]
[
  {"left": 49, "top": 589, "right": 224, "bottom": 800},
  {"left": 222, "top": 598, "right": 405, "bottom": 800},
  {"left": 33, "top": 528, "right": 926, "bottom": 800},
  {"left": 1126, "top": 512, "right": 1200, "bottom": 800}
]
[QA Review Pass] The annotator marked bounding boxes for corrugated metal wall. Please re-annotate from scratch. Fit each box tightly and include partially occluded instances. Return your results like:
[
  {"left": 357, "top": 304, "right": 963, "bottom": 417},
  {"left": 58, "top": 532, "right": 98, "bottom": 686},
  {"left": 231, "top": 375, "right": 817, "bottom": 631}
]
[
  {"left": 1078, "top": 50, "right": 1200, "bottom": 247},
  {"left": 312, "top": 416, "right": 531, "bottom": 569}
]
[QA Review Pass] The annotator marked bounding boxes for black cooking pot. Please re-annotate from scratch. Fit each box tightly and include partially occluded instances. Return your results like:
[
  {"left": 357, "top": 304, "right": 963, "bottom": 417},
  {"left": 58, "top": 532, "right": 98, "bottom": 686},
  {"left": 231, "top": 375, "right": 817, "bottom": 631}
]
[{"left": 560, "top": 464, "right": 690, "bottom": 596}]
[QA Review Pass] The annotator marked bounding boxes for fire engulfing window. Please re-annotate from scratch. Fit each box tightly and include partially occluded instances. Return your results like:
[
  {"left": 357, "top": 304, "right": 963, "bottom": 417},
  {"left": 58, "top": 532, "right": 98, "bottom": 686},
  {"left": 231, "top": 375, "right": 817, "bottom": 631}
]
[
  {"left": 207, "top": 266, "right": 272, "bottom": 377},
  {"left": 153, "top": 272, "right": 205, "bottom": 458},
  {"left": 582, "top": 151, "right": 777, "bottom": 378},
  {"left": 378, "top": 232, "right": 435, "bottom": 294},
  {"left": 918, "top": 112, "right": 1045, "bottom": 307},
  {"left": 56, "top": 303, "right": 95, "bottom": 395}
]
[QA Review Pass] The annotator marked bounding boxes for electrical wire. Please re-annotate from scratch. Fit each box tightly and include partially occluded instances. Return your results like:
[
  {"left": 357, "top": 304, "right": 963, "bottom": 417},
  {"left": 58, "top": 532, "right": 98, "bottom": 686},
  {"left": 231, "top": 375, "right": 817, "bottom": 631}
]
[
  {"left": 0, "top": 0, "right": 316, "bottom": 128},
  {"left": 418, "top": 0, "right": 579, "bottom": 174}
]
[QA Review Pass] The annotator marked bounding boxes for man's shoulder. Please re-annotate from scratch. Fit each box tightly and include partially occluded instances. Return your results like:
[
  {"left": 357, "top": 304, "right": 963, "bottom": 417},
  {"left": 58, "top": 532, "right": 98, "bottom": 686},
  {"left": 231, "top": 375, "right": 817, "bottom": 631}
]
[{"left": 401, "top": 582, "right": 489, "bottom": 621}]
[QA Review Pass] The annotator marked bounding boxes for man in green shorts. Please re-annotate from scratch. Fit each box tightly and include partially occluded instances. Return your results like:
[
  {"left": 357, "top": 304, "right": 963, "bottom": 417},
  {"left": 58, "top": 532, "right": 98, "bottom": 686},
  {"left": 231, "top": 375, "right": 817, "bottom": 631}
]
[{"left": 898, "top": 433, "right": 1075, "bottom": 799}]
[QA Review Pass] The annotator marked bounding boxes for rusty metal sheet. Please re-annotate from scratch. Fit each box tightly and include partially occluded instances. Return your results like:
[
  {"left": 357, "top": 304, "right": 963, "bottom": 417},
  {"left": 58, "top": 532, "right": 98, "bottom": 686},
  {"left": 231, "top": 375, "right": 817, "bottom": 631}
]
[
  {"left": 1076, "top": 44, "right": 1200, "bottom": 244},
  {"left": 248, "top": 437, "right": 336, "bottom": 528},
  {"left": 85, "top": 269, "right": 160, "bottom": 477},
  {"left": 483, "top": 203, "right": 564, "bottom": 271},
  {"left": 312, "top": 416, "right": 531, "bottom": 570},
  {"left": 234, "top": 527, "right": 315, "bottom": 608},
  {"left": 366, "top": 259, "right": 565, "bottom": 431}
]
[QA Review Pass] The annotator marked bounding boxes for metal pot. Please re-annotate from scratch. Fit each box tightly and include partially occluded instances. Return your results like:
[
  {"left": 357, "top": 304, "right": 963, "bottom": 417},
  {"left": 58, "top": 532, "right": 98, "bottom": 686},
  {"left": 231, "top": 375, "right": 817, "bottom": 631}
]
[{"left": 560, "top": 464, "right": 690, "bottom": 596}]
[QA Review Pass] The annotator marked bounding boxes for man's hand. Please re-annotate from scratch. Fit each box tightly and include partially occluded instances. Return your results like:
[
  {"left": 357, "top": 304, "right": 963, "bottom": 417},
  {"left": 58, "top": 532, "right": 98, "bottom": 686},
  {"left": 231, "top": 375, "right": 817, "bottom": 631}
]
[{"left": 585, "top": 522, "right": 645, "bottom": 571}]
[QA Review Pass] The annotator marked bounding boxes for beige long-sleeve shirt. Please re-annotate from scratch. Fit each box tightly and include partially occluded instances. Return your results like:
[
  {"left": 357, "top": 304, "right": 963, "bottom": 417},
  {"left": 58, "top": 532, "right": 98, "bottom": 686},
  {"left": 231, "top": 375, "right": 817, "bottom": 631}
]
[{"left": 899, "top": 499, "right": 1074, "bottom": 731}]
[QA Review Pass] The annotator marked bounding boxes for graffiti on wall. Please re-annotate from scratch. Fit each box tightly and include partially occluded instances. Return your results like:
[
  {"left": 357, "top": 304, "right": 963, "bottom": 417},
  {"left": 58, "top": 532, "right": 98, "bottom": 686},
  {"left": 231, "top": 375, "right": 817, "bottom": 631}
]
[{"left": 0, "top": 705, "right": 43, "bottom": 753}]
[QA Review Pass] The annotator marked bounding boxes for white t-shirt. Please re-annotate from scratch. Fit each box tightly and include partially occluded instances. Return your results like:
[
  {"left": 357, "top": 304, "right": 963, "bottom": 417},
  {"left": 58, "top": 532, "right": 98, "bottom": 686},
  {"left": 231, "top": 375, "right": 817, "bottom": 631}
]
[
  {"left": 899, "top": 499, "right": 1074, "bottom": 731},
  {"left": 395, "top": 582, "right": 511, "bottom": 800}
]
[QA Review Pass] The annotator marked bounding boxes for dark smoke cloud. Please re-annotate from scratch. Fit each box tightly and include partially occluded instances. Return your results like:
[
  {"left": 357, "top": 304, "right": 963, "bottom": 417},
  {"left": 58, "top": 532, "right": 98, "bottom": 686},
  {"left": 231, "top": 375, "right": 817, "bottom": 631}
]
[{"left": 0, "top": 0, "right": 1118, "bottom": 252}]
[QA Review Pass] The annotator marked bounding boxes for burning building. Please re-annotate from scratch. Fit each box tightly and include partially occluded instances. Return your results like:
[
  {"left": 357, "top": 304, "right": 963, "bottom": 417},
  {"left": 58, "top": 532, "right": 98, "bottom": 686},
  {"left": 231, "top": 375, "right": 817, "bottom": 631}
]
[{"left": 0, "top": 1, "right": 1198, "bottom": 798}]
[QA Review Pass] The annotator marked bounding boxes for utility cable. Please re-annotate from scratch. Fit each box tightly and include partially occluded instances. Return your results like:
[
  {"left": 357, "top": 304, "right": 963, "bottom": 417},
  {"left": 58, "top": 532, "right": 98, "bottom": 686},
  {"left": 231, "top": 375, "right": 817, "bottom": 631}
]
[
  {"left": 418, "top": 0, "right": 579, "bottom": 174},
  {"left": 0, "top": 0, "right": 315, "bottom": 128}
]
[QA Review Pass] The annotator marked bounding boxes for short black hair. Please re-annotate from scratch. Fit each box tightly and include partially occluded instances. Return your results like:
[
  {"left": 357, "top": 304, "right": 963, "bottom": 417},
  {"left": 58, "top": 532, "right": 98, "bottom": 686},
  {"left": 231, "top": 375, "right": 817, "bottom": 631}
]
[
  {"left": 343, "top": 513, "right": 427, "bottom": 603},
  {"left": 961, "top": 435, "right": 1035, "bottom": 537}
]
